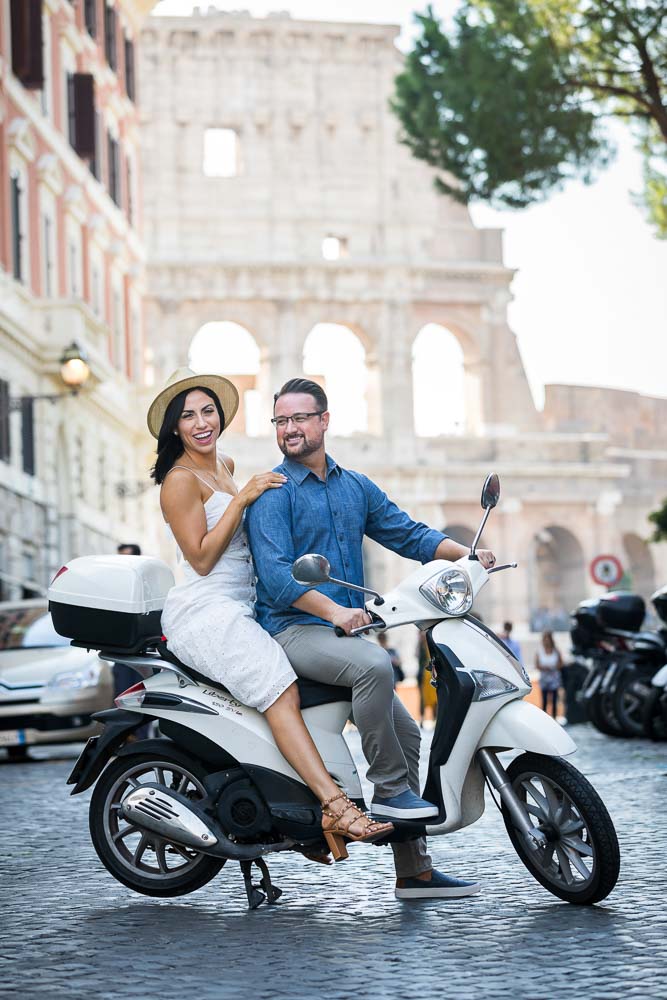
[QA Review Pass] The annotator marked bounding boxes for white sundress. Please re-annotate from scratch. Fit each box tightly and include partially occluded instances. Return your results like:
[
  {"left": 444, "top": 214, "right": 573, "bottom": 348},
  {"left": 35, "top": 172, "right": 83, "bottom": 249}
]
[{"left": 159, "top": 466, "right": 297, "bottom": 713}]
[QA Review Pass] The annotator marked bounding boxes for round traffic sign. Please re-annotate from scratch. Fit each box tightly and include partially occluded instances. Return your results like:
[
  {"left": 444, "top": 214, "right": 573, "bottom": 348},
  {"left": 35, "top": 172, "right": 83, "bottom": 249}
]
[{"left": 590, "top": 554, "right": 623, "bottom": 587}]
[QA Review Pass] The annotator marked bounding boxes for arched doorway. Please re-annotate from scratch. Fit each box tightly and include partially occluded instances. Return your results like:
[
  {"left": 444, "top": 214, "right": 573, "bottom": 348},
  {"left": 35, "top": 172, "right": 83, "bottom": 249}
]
[
  {"left": 189, "top": 322, "right": 262, "bottom": 435},
  {"left": 413, "top": 325, "right": 465, "bottom": 436},
  {"left": 530, "top": 526, "right": 586, "bottom": 631},
  {"left": 303, "top": 323, "right": 368, "bottom": 435}
]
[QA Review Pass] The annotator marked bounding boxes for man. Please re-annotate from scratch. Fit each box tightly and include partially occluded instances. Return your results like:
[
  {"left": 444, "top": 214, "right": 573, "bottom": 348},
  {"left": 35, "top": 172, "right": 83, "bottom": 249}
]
[
  {"left": 114, "top": 543, "right": 149, "bottom": 738},
  {"left": 246, "top": 378, "right": 496, "bottom": 899},
  {"left": 377, "top": 631, "right": 404, "bottom": 689},
  {"left": 499, "top": 621, "right": 523, "bottom": 665},
  {"left": 117, "top": 543, "right": 142, "bottom": 556}
]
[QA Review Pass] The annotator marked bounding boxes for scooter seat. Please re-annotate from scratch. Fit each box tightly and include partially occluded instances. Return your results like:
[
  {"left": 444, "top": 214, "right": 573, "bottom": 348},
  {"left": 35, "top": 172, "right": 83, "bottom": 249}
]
[{"left": 156, "top": 640, "right": 352, "bottom": 710}]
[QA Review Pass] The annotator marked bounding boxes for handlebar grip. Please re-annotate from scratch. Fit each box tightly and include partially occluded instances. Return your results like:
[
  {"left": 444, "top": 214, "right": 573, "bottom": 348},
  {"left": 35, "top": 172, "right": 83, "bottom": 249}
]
[{"left": 334, "top": 626, "right": 346, "bottom": 637}]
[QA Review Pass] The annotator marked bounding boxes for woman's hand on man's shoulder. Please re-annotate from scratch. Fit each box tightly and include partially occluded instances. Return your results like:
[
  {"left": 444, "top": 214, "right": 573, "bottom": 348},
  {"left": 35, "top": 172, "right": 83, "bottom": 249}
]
[{"left": 237, "top": 471, "right": 288, "bottom": 509}]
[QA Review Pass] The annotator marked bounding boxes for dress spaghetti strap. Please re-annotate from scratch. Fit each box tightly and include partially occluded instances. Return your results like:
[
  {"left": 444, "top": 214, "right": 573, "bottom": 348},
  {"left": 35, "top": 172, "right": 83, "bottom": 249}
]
[
  {"left": 219, "top": 455, "right": 235, "bottom": 481},
  {"left": 167, "top": 465, "right": 216, "bottom": 493}
]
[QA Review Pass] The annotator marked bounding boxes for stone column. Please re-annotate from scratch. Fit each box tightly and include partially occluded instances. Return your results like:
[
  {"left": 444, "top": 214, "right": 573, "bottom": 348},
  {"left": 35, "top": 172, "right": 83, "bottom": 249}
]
[{"left": 376, "top": 302, "right": 415, "bottom": 458}]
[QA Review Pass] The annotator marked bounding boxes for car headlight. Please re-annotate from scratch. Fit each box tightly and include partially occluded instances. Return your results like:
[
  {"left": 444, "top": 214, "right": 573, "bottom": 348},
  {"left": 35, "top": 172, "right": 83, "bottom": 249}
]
[
  {"left": 420, "top": 568, "right": 473, "bottom": 616},
  {"left": 47, "top": 663, "right": 102, "bottom": 690}
]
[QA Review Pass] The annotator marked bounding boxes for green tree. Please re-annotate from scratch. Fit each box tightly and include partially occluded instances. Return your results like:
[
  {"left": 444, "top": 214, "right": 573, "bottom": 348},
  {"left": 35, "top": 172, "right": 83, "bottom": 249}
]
[
  {"left": 648, "top": 497, "right": 667, "bottom": 542},
  {"left": 392, "top": 1, "right": 667, "bottom": 232}
]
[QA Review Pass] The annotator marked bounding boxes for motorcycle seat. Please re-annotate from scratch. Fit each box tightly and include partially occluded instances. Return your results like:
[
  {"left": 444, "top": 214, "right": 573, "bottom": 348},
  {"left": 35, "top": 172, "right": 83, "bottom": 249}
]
[{"left": 156, "top": 640, "right": 352, "bottom": 710}]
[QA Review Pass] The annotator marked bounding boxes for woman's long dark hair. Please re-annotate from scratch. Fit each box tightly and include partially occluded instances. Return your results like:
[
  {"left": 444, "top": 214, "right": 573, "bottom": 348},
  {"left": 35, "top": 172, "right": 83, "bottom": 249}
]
[{"left": 150, "top": 386, "right": 225, "bottom": 485}]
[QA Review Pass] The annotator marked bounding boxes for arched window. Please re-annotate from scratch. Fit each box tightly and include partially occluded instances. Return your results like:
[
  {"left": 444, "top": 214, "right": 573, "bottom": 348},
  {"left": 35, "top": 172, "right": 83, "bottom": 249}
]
[
  {"left": 189, "top": 321, "right": 261, "bottom": 435},
  {"left": 530, "top": 526, "right": 586, "bottom": 632},
  {"left": 412, "top": 324, "right": 465, "bottom": 436},
  {"left": 303, "top": 323, "right": 368, "bottom": 435}
]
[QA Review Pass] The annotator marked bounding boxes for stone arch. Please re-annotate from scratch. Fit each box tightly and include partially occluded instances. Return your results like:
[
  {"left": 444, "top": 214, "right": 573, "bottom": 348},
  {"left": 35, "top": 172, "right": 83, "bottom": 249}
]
[
  {"left": 622, "top": 532, "right": 656, "bottom": 600},
  {"left": 413, "top": 324, "right": 466, "bottom": 436},
  {"left": 303, "top": 323, "right": 373, "bottom": 435},
  {"left": 188, "top": 321, "right": 263, "bottom": 436},
  {"left": 529, "top": 525, "right": 586, "bottom": 631}
]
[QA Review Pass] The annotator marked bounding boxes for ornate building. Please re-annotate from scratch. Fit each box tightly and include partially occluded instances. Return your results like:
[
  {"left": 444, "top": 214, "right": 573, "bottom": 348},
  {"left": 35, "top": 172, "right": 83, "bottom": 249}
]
[
  {"left": 0, "top": 0, "right": 156, "bottom": 597},
  {"left": 137, "top": 8, "right": 667, "bottom": 646}
]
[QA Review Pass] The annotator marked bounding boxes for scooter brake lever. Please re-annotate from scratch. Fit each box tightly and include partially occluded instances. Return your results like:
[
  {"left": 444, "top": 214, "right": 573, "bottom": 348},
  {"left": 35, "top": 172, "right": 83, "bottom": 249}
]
[{"left": 487, "top": 562, "right": 518, "bottom": 574}]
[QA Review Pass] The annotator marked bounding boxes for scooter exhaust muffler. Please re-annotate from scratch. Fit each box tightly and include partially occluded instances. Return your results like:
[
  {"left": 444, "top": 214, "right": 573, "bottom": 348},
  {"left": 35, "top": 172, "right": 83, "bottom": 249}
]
[{"left": 121, "top": 783, "right": 292, "bottom": 861}]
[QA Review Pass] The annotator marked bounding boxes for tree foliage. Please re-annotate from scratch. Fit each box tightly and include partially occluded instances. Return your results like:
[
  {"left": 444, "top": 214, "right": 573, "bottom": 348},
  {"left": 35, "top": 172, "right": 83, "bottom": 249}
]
[
  {"left": 648, "top": 497, "right": 667, "bottom": 542},
  {"left": 392, "top": 1, "right": 667, "bottom": 232}
]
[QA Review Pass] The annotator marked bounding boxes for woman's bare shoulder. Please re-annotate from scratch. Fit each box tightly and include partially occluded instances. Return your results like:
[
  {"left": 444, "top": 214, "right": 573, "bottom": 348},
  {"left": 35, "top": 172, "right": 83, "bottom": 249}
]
[{"left": 160, "top": 467, "right": 202, "bottom": 508}]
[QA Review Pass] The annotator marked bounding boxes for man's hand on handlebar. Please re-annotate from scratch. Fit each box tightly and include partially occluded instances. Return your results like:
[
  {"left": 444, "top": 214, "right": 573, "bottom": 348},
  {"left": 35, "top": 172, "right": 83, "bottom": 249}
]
[
  {"left": 331, "top": 607, "right": 372, "bottom": 636},
  {"left": 476, "top": 549, "right": 496, "bottom": 570}
]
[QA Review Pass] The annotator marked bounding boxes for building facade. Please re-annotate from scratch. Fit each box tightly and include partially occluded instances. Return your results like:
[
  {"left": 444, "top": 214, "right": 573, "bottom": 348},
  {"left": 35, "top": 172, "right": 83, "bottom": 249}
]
[
  {"left": 0, "top": 0, "right": 156, "bottom": 597},
  {"left": 138, "top": 9, "right": 667, "bottom": 645}
]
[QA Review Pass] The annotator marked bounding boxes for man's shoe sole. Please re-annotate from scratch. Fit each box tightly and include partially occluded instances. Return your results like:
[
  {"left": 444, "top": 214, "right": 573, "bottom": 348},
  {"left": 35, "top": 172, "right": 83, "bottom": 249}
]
[
  {"left": 371, "top": 804, "right": 439, "bottom": 820},
  {"left": 395, "top": 883, "right": 481, "bottom": 900}
]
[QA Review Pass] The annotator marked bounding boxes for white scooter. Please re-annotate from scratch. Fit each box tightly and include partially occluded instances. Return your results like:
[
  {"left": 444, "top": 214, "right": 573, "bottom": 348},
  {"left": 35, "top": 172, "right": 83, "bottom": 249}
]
[{"left": 50, "top": 474, "right": 619, "bottom": 908}]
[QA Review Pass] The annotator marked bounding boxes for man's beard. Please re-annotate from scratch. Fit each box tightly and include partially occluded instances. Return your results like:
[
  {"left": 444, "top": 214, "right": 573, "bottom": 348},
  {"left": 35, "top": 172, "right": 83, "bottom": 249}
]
[{"left": 278, "top": 432, "right": 321, "bottom": 458}]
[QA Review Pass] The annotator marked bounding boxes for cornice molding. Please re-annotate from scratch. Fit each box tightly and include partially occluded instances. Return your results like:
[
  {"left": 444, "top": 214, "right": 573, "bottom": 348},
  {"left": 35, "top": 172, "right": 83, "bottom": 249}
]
[
  {"left": 8, "top": 117, "right": 37, "bottom": 163},
  {"left": 37, "top": 153, "right": 65, "bottom": 196}
]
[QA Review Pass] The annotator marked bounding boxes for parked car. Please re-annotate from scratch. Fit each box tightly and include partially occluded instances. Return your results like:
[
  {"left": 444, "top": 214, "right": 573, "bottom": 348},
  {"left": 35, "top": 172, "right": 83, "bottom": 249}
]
[{"left": 0, "top": 600, "right": 113, "bottom": 760}]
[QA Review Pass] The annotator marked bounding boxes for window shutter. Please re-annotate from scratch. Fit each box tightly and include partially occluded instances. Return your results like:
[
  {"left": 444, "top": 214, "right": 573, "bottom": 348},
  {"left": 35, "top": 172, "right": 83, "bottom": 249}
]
[
  {"left": 10, "top": 175, "right": 22, "bottom": 282},
  {"left": 10, "top": 0, "right": 44, "bottom": 90},
  {"left": 21, "top": 398, "right": 35, "bottom": 476},
  {"left": 84, "top": 0, "right": 97, "bottom": 38},
  {"left": 0, "top": 381, "right": 10, "bottom": 463},
  {"left": 124, "top": 35, "right": 136, "bottom": 102},
  {"left": 73, "top": 73, "right": 96, "bottom": 158},
  {"left": 104, "top": 4, "right": 117, "bottom": 71},
  {"left": 108, "top": 134, "right": 121, "bottom": 207}
]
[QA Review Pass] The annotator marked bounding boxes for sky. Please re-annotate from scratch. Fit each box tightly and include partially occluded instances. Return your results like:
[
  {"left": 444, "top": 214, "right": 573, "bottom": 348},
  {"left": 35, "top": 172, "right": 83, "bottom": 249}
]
[{"left": 153, "top": 0, "right": 667, "bottom": 408}]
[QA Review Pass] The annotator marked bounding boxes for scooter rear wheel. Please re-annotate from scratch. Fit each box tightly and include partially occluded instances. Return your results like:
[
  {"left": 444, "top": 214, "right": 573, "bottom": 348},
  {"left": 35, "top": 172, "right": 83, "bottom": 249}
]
[
  {"left": 641, "top": 687, "right": 667, "bottom": 741},
  {"left": 500, "top": 752, "right": 619, "bottom": 905},
  {"left": 90, "top": 748, "right": 225, "bottom": 897}
]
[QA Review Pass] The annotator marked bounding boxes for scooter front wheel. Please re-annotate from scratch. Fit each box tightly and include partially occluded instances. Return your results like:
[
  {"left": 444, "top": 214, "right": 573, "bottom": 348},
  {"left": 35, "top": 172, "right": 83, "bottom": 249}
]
[
  {"left": 500, "top": 752, "right": 620, "bottom": 905},
  {"left": 90, "top": 749, "right": 226, "bottom": 897}
]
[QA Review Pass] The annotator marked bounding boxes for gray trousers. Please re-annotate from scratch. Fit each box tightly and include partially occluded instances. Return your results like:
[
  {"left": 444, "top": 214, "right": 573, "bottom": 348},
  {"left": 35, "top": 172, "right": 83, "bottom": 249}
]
[{"left": 274, "top": 623, "right": 432, "bottom": 879}]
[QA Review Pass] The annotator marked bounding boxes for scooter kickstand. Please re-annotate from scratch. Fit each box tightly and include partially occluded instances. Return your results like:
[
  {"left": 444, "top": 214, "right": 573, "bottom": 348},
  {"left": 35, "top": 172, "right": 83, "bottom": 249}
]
[{"left": 239, "top": 859, "right": 283, "bottom": 909}]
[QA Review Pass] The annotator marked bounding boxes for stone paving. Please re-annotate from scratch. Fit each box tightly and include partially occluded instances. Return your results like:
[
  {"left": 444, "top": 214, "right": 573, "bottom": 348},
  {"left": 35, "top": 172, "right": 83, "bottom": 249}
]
[{"left": 1, "top": 724, "right": 666, "bottom": 1000}]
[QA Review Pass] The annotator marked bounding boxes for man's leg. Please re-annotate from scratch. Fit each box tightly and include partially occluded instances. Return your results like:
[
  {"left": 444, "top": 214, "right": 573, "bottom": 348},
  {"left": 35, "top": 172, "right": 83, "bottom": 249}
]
[
  {"left": 390, "top": 695, "right": 432, "bottom": 878},
  {"left": 275, "top": 624, "right": 411, "bottom": 796}
]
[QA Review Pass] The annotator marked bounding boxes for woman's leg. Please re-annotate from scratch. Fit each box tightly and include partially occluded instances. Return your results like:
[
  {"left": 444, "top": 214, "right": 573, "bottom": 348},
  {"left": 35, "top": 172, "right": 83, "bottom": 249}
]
[
  {"left": 552, "top": 689, "right": 559, "bottom": 718},
  {"left": 541, "top": 687, "right": 548, "bottom": 713},
  {"left": 263, "top": 682, "right": 390, "bottom": 845}
]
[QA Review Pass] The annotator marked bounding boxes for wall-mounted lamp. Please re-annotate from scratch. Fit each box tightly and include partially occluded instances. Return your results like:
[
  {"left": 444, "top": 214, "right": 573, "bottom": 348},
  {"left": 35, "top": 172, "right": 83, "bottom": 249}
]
[{"left": 9, "top": 342, "right": 90, "bottom": 411}]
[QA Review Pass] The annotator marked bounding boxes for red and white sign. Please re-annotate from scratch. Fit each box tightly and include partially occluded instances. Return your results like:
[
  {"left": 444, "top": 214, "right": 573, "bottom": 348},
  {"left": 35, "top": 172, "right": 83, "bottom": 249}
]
[{"left": 590, "top": 554, "right": 623, "bottom": 587}]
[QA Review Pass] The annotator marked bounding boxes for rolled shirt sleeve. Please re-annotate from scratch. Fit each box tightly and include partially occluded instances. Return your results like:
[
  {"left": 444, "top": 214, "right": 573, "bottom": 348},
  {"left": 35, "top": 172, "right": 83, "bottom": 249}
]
[
  {"left": 360, "top": 474, "right": 447, "bottom": 563},
  {"left": 245, "top": 486, "right": 311, "bottom": 611}
]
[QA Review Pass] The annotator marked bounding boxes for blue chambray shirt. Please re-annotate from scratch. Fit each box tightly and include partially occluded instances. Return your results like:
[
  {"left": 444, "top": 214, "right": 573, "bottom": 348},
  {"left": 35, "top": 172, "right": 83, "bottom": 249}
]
[{"left": 245, "top": 454, "right": 447, "bottom": 637}]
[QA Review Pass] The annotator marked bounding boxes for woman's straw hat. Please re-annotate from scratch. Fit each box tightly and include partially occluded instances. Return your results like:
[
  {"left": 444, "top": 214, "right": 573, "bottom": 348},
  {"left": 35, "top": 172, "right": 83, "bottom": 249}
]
[{"left": 147, "top": 367, "right": 240, "bottom": 439}]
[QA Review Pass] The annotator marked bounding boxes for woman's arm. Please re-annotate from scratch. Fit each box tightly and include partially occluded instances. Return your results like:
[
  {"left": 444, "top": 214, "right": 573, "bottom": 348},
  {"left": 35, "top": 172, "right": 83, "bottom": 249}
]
[{"left": 161, "top": 468, "right": 286, "bottom": 576}]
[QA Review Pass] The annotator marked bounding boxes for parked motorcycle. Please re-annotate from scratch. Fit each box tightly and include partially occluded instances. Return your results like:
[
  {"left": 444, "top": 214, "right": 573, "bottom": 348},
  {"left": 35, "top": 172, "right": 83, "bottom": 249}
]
[
  {"left": 641, "top": 585, "right": 667, "bottom": 741},
  {"left": 49, "top": 474, "right": 620, "bottom": 908},
  {"left": 570, "top": 593, "right": 665, "bottom": 737}
]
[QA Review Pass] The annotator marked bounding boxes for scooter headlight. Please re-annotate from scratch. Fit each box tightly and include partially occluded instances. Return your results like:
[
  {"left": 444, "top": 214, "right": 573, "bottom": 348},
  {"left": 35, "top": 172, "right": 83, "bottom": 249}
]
[
  {"left": 420, "top": 568, "right": 473, "bottom": 616},
  {"left": 471, "top": 670, "right": 519, "bottom": 701}
]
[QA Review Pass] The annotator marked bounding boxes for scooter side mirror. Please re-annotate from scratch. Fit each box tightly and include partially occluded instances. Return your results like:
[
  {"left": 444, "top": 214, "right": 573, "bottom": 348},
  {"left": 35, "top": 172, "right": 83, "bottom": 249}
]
[
  {"left": 481, "top": 473, "right": 500, "bottom": 510},
  {"left": 291, "top": 553, "right": 332, "bottom": 586}
]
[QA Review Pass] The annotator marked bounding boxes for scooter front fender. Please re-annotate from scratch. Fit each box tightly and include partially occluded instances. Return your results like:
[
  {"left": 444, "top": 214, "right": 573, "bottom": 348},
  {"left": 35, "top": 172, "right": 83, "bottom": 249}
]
[{"left": 477, "top": 700, "right": 576, "bottom": 757}]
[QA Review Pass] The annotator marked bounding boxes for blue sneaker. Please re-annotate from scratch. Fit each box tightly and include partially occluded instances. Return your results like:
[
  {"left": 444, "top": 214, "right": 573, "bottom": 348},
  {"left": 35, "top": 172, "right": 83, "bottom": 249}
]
[
  {"left": 395, "top": 869, "right": 481, "bottom": 900},
  {"left": 370, "top": 789, "right": 439, "bottom": 820}
]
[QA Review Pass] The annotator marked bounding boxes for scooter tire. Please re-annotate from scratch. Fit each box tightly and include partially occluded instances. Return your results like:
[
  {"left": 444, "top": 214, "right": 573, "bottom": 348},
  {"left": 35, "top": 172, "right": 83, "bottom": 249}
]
[
  {"left": 612, "top": 671, "right": 654, "bottom": 738},
  {"left": 641, "top": 687, "right": 667, "bottom": 741},
  {"left": 89, "top": 749, "right": 226, "bottom": 897},
  {"left": 586, "top": 691, "right": 625, "bottom": 738},
  {"left": 501, "top": 752, "right": 620, "bottom": 905}
]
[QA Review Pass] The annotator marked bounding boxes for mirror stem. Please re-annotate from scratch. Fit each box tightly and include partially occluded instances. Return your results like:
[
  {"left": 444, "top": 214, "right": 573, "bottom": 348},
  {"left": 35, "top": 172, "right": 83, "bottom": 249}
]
[
  {"left": 469, "top": 507, "right": 492, "bottom": 560},
  {"left": 328, "top": 576, "right": 385, "bottom": 606}
]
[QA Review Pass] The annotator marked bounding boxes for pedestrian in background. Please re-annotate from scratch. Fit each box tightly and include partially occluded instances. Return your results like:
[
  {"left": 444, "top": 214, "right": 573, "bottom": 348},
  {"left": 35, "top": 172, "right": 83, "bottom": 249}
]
[
  {"left": 377, "top": 631, "right": 404, "bottom": 688},
  {"left": 499, "top": 621, "right": 523, "bottom": 664},
  {"left": 114, "top": 542, "right": 149, "bottom": 737},
  {"left": 535, "top": 631, "right": 563, "bottom": 719}
]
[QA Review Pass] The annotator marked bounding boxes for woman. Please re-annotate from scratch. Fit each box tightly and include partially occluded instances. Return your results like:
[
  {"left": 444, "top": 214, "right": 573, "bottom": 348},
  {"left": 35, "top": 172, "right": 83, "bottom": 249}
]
[
  {"left": 147, "top": 368, "right": 392, "bottom": 861},
  {"left": 535, "top": 630, "right": 563, "bottom": 719}
]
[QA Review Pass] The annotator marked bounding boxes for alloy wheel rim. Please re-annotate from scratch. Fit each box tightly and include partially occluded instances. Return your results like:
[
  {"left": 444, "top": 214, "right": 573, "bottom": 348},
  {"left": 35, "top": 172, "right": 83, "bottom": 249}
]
[
  {"left": 513, "top": 772, "right": 596, "bottom": 890},
  {"left": 103, "top": 760, "right": 209, "bottom": 881}
]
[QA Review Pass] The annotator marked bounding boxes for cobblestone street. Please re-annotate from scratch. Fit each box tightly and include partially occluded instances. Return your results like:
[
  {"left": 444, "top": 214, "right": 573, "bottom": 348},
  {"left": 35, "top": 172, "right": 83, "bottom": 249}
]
[{"left": 1, "top": 724, "right": 665, "bottom": 1000}]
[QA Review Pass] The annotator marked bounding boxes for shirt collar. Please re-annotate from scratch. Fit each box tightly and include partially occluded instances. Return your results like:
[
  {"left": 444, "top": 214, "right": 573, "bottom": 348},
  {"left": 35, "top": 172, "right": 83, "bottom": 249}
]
[{"left": 282, "top": 454, "right": 339, "bottom": 485}]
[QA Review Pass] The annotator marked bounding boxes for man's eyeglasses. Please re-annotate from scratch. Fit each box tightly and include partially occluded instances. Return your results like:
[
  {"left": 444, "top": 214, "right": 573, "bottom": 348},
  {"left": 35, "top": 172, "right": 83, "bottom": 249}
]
[{"left": 270, "top": 411, "right": 324, "bottom": 428}]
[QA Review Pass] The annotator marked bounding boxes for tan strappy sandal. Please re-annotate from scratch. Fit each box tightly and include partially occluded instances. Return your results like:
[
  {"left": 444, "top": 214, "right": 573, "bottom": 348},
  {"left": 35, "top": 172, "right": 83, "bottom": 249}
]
[{"left": 320, "top": 792, "right": 394, "bottom": 862}]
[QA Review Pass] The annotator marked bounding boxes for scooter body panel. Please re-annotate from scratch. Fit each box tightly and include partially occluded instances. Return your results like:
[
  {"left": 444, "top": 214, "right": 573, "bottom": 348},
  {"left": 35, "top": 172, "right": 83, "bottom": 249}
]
[
  {"left": 118, "top": 670, "right": 363, "bottom": 800},
  {"left": 651, "top": 663, "right": 667, "bottom": 687},
  {"left": 478, "top": 699, "right": 577, "bottom": 756}
]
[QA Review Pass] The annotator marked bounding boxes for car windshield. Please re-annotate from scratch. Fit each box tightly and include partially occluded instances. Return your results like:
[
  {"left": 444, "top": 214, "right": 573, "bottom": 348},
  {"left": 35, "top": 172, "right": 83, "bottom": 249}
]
[{"left": 0, "top": 608, "right": 69, "bottom": 650}]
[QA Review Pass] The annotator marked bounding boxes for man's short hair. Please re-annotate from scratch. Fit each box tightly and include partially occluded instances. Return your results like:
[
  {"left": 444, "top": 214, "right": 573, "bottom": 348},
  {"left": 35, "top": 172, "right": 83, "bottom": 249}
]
[
  {"left": 503, "top": 621, "right": 513, "bottom": 633},
  {"left": 118, "top": 543, "right": 142, "bottom": 555},
  {"left": 273, "top": 378, "right": 328, "bottom": 413}
]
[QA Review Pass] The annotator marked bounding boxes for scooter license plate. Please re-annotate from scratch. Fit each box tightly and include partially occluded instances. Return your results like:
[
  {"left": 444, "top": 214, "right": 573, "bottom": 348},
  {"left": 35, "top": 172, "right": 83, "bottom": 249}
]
[{"left": 0, "top": 729, "right": 26, "bottom": 747}]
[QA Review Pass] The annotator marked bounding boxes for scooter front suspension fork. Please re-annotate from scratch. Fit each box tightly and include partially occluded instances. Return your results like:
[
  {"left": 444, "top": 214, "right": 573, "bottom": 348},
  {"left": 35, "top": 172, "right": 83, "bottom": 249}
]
[{"left": 477, "top": 749, "right": 547, "bottom": 852}]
